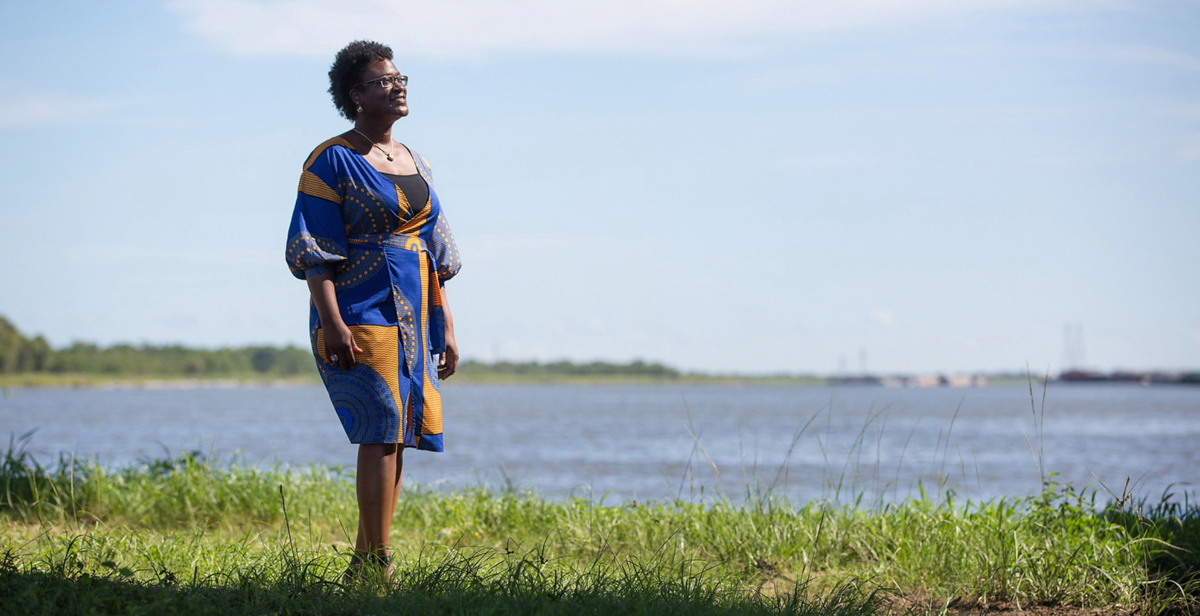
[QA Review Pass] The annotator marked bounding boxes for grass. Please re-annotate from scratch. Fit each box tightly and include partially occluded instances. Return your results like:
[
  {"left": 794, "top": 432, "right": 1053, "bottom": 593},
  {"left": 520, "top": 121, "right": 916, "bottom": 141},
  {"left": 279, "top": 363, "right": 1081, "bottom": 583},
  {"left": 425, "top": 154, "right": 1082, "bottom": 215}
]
[{"left": 1, "top": 436, "right": 1198, "bottom": 616}]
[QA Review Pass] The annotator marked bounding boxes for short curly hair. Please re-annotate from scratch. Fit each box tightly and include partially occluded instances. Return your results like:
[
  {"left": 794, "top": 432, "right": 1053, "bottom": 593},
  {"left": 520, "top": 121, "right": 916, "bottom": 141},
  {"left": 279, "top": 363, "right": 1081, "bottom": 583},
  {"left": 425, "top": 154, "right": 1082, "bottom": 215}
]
[{"left": 327, "top": 40, "right": 394, "bottom": 121}]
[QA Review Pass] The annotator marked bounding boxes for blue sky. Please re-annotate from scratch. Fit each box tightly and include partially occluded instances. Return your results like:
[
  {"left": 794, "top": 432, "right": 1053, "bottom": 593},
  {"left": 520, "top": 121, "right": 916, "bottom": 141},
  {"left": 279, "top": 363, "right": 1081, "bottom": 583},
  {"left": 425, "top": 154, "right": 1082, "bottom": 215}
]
[{"left": 0, "top": 0, "right": 1197, "bottom": 374}]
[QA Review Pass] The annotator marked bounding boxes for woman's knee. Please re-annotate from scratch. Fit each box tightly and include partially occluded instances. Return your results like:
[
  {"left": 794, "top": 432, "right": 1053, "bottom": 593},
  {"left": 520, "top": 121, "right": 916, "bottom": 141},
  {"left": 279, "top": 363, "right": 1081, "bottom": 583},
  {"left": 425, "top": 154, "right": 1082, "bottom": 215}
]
[{"left": 360, "top": 443, "right": 399, "bottom": 457}]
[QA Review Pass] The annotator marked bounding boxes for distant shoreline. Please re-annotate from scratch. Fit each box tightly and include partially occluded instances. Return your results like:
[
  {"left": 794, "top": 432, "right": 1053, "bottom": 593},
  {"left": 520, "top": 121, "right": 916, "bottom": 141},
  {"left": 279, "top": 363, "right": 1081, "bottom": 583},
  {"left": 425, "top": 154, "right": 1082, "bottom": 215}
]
[
  {"left": 4, "top": 317, "right": 1194, "bottom": 390},
  {"left": 0, "top": 372, "right": 1131, "bottom": 390},
  {"left": 0, "top": 372, "right": 830, "bottom": 389},
  {"left": 0, "top": 373, "right": 320, "bottom": 390}
]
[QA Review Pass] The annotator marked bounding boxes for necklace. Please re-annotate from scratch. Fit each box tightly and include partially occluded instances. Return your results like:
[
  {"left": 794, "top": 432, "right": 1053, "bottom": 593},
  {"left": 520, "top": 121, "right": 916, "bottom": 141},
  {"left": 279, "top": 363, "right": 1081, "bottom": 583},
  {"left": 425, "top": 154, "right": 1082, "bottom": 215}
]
[{"left": 352, "top": 128, "right": 394, "bottom": 161}]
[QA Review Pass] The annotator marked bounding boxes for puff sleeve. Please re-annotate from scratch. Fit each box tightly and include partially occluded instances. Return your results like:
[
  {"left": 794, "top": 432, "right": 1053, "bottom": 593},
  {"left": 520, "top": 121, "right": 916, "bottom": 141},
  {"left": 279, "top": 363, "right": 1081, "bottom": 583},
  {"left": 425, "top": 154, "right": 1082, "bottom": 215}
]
[
  {"left": 286, "top": 145, "right": 348, "bottom": 279},
  {"left": 428, "top": 212, "right": 461, "bottom": 284},
  {"left": 412, "top": 152, "right": 462, "bottom": 284}
]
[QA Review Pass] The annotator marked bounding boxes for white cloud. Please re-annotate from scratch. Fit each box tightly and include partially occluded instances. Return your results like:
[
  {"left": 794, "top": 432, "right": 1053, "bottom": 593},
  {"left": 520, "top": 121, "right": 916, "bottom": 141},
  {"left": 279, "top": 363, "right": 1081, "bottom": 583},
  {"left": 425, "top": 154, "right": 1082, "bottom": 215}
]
[
  {"left": 0, "top": 86, "right": 132, "bottom": 129},
  {"left": 168, "top": 0, "right": 1074, "bottom": 58},
  {"left": 870, "top": 308, "right": 899, "bottom": 327}
]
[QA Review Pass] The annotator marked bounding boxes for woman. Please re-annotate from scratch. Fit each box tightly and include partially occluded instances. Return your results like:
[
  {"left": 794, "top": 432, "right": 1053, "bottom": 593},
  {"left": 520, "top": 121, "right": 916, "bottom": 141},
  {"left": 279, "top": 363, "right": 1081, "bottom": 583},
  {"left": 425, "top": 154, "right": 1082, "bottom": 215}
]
[{"left": 285, "top": 40, "right": 461, "bottom": 578}]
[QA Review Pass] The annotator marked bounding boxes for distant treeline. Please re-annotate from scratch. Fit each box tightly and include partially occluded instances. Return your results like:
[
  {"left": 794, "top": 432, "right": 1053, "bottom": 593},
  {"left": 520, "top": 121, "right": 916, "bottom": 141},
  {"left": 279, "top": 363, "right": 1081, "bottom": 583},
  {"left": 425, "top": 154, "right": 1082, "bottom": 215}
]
[
  {"left": 0, "top": 317, "right": 682, "bottom": 381},
  {"left": 456, "top": 359, "right": 681, "bottom": 380},
  {"left": 0, "top": 317, "right": 315, "bottom": 378}
]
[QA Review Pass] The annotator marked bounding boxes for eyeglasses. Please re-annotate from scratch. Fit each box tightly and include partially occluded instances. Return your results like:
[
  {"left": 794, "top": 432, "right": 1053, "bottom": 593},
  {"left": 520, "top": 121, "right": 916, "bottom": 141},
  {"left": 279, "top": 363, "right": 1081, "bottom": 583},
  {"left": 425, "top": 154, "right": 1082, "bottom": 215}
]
[{"left": 355, "top": 74, "right": 408, "bottom": 90}]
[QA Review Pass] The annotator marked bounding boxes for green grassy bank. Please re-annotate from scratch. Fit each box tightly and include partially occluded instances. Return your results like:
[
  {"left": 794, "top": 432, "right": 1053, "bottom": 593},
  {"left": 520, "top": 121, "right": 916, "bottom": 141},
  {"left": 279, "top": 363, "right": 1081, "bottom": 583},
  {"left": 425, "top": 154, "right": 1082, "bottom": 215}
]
[{"left": 2, "top": 444, "right": 1197, "bottom": 615}]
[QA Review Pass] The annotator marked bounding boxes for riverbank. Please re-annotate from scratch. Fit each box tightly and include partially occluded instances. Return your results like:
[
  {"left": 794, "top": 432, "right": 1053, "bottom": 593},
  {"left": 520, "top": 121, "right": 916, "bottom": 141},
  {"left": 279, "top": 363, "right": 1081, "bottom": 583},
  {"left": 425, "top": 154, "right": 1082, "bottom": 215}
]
[
  {"left": 1, "top": 448, "right": 1195, "bottom": 615},
  {"left": 0, "top": 369, "right": 1054, "bottom": 389},
  {"left": 0, "top": 371, "right": 829, "bottom": 389},
  {"left": 0, "top": 372, "right": 319, "bottom": 389}
]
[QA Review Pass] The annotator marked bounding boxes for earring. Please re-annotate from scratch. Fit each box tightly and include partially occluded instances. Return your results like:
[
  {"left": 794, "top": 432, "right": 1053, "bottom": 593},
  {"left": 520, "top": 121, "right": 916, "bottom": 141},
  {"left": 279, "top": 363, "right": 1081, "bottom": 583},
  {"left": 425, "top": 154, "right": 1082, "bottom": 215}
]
[{"left": 356, "top": 105, "right": 362, "bottom": 113}]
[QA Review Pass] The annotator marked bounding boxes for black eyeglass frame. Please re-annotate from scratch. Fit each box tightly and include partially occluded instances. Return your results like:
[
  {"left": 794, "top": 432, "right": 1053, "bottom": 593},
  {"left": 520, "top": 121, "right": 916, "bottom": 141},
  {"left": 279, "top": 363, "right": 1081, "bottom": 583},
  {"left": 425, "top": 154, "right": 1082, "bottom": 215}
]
[{"left": 354, "top": 74, "right": 408, "bottom": 90}]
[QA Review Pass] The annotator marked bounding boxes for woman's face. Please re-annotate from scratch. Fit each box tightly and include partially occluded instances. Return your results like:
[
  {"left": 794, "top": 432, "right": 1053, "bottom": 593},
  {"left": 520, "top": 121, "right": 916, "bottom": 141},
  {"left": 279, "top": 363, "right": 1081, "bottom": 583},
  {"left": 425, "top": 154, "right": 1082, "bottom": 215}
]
[{"left": 352, "top": 59, "right": 407, "bottom": 121}]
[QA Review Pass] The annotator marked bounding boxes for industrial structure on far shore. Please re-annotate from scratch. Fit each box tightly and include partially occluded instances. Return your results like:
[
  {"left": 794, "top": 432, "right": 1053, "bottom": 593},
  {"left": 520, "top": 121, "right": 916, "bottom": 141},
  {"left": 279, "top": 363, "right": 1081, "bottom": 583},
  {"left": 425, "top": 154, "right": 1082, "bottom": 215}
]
[{"left": 830, "top": 370, "right": 1199, "bottom": 387}]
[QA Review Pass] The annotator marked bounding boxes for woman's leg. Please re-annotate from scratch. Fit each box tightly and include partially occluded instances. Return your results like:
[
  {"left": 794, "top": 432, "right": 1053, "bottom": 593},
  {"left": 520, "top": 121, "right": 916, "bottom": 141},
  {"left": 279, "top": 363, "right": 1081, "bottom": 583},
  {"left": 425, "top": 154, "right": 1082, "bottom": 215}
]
[
  {"left": 355, "top": 443, "right": 401, "bottom": 560},
  {"left": 387, "top": 447, "right": 405, "bottom": 523}
]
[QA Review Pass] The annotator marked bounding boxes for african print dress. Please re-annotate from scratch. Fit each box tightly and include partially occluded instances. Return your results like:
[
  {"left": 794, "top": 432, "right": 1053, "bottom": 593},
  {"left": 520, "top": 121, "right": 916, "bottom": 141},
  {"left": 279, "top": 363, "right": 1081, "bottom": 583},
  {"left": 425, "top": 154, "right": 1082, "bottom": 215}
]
[{"left": 286, "top": 137, "right": 461, "bottom": 451}]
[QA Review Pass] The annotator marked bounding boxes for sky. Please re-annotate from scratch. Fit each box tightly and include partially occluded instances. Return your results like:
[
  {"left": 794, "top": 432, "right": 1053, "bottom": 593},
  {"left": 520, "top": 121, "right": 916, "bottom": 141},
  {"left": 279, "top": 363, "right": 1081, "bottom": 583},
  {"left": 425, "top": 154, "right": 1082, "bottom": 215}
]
[{"left": 0, "top": 0, "right": 1197, "bottom": 375}]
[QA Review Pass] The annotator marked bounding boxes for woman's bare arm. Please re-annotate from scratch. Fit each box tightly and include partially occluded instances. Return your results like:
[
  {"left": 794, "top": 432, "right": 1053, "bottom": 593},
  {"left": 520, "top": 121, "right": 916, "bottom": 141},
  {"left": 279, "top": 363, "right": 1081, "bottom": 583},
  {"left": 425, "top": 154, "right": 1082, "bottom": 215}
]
[
  {"left": 438, "top": 284, "right": 458, "bottom": 380},
  {"left": 307, "top": 272, "right": 362, "bottom": 370}
]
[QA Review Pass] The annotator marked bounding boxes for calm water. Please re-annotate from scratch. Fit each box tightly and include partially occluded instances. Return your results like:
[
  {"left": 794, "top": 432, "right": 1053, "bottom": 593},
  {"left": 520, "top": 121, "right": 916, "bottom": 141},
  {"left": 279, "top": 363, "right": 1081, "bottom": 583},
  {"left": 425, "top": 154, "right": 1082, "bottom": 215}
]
[{"left": 1, "top": 383, "right": 1196, "bottom": 505}]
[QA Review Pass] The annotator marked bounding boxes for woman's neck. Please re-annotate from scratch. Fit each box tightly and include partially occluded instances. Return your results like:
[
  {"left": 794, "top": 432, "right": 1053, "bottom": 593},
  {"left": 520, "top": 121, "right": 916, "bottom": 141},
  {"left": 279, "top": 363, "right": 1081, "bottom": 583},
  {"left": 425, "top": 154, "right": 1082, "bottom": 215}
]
[{"left": 353, "top": 118, "right": 395, "bottom": 144}]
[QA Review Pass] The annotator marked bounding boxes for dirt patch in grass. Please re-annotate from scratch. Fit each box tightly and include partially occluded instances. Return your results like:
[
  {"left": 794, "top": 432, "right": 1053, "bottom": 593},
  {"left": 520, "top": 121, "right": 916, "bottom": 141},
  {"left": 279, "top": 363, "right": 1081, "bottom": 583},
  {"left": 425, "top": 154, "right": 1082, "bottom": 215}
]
[{"left": 889, "top": 595, "right": 1134, "bottom": 616}]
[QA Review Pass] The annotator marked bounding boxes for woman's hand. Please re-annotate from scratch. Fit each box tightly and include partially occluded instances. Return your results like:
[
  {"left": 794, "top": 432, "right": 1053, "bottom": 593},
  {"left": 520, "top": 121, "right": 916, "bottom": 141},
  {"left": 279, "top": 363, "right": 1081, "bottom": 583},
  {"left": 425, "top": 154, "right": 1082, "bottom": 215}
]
[
  {"left": 326, "top": 322, "right": 364, "bottom": 370},
  {"left": 438, "top": 331, "right": 458, "bottom": 380},
  {"left": 437, "top": 283, "right": 458, "bottom": 380},
  {"left": 306, "top": 272, "right": 362, "bottom": 370}
]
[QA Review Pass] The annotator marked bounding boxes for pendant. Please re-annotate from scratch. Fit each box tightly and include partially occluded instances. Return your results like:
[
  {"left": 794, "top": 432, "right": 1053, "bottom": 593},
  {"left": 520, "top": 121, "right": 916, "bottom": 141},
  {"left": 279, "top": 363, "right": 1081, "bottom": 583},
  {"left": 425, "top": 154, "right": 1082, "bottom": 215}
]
[{"left": 386, "top": 153, "right": 394, "bottom": 161}]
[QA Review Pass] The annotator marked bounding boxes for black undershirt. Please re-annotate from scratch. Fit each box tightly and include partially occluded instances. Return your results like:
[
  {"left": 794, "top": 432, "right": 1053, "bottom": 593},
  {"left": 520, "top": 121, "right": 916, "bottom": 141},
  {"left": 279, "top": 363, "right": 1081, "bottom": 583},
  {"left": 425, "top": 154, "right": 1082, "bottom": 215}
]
[{"left": 381, "top": 172, "right": 429, "bottom": 214}]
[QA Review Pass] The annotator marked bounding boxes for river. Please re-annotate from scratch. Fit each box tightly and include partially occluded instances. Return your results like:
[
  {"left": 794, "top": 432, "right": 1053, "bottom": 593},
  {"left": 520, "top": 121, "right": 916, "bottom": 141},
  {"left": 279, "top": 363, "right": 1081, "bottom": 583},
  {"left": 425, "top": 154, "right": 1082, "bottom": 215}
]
[{"left": 1, "top": 383, "right": 1196, "bottom": 505}]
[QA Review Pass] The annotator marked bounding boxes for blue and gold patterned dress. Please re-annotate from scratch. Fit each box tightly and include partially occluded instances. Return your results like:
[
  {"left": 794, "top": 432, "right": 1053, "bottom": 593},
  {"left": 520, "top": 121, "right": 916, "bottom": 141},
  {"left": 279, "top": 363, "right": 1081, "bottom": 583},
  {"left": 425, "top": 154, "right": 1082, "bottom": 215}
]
[{"left": 286, "top": 137, "right": 461, "bottom": 451}]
